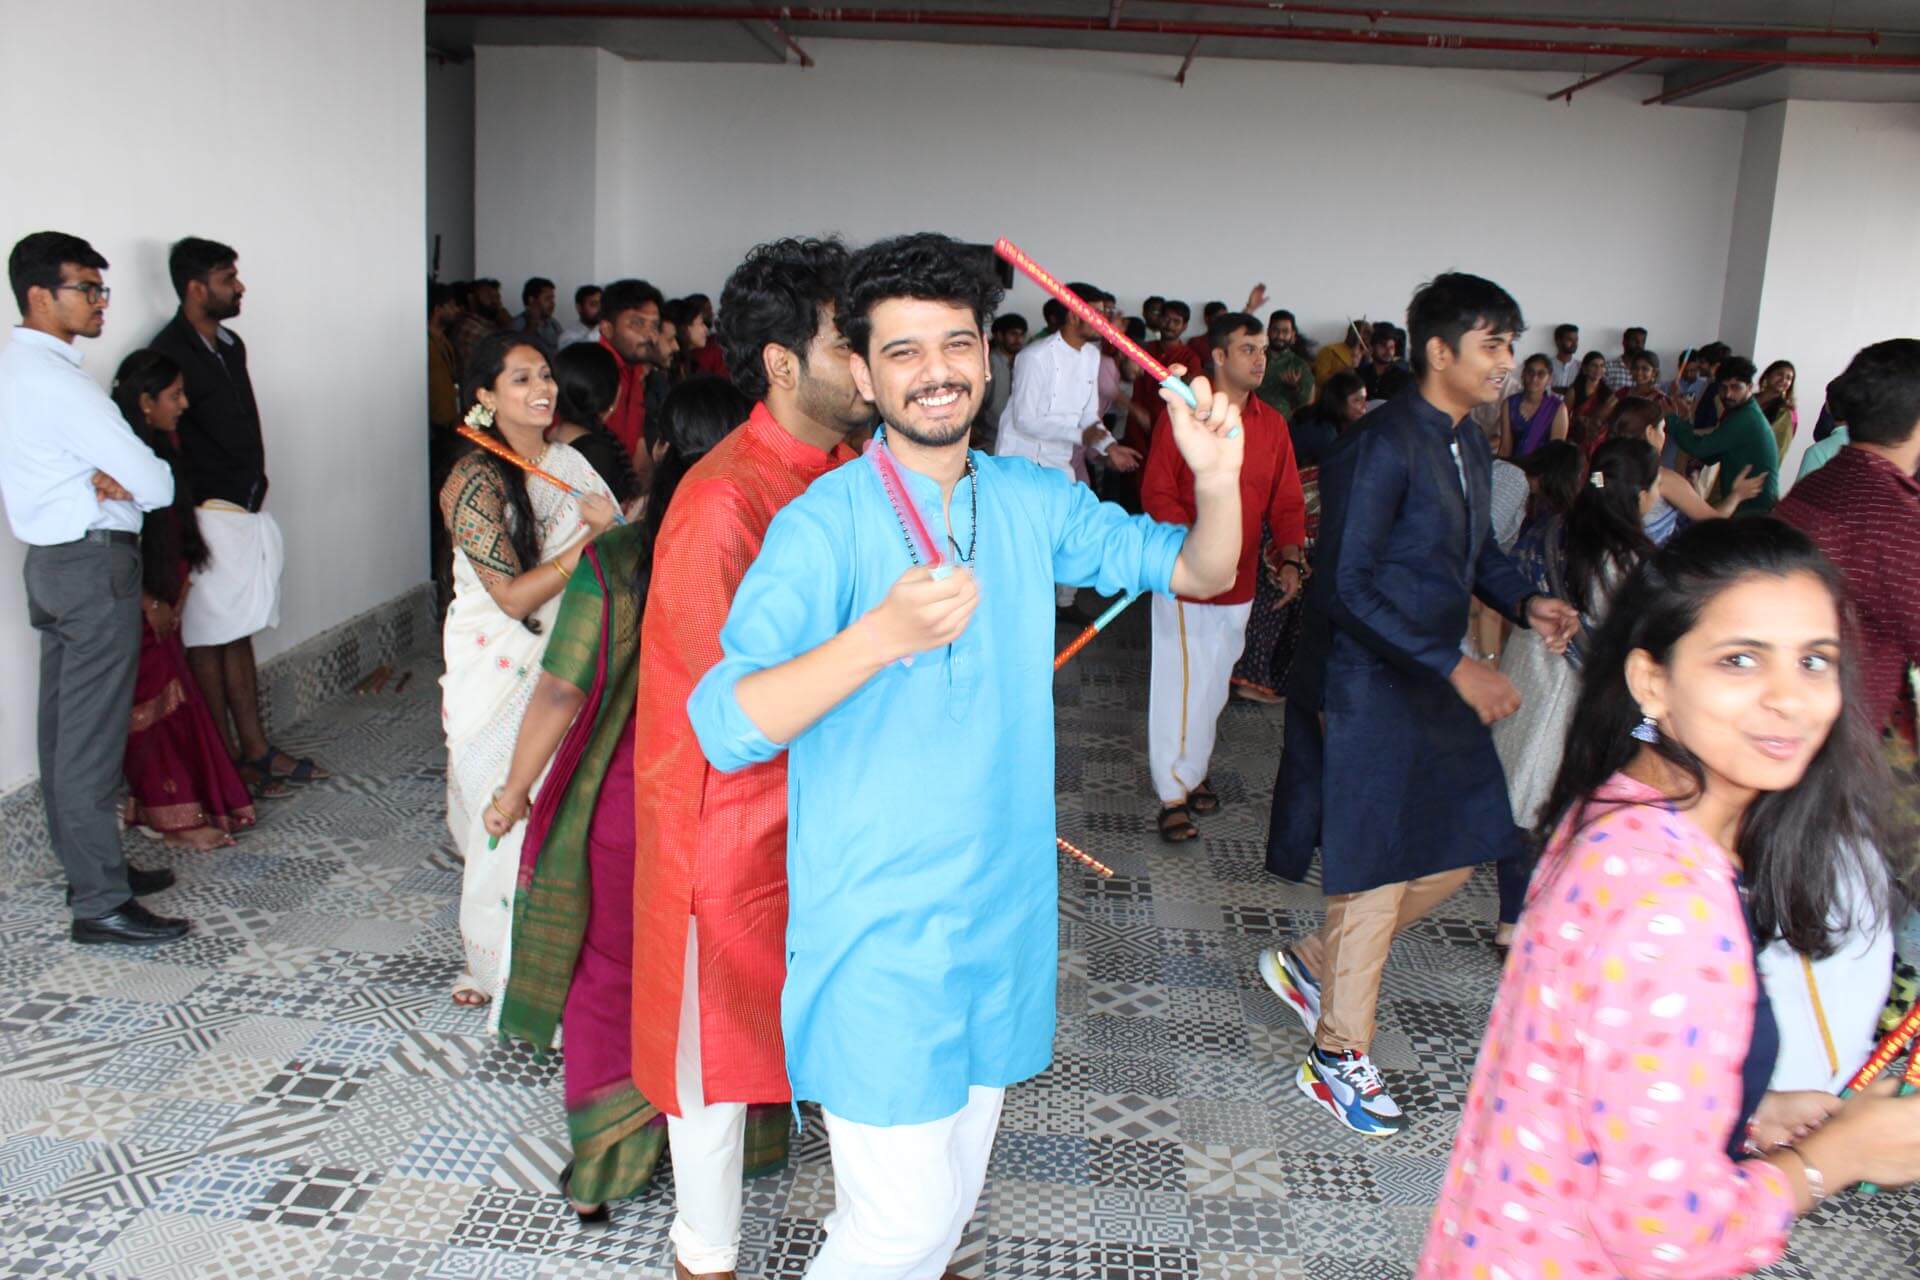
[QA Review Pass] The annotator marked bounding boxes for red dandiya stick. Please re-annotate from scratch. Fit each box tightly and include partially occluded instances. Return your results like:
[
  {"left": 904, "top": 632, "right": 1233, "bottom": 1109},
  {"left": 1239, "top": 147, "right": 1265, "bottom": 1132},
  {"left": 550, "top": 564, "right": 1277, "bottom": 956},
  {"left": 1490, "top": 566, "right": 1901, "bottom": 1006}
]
[
  {"left": 1056, "top": 835, "right": 1115, "bottom": 879},
  {"left": 993, "top": 239, "right": 1202, "bottom": 413},
  {"left": 1054, "top": 592, "right": 1141, "bottom": 671},
  {"left": 1841, "top": 998, "right": 1920, "bottom": 1095},
  {"left": 457, "top": 425, "right": 627, "bottom": 525}
]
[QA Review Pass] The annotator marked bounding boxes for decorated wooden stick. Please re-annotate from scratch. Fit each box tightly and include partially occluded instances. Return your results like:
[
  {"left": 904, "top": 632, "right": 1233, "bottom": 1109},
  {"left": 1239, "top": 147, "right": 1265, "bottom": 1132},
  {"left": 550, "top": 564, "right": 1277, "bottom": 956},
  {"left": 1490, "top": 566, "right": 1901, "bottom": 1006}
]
[
  {"left": 1056, "top": 835, "right": 1115, "bottom": 879},
  {"left": 1841, "top": 998, "right": 1920, "bottom": 1095},
  {"left": 457, "top": 425, "right": 626, "bottom": 525},
  {"left": 994, "top": 239, "right": 1210, "bottom": 417},
  {"left": 1054, "top": 592, "right": 1141, "bottom": 671}
]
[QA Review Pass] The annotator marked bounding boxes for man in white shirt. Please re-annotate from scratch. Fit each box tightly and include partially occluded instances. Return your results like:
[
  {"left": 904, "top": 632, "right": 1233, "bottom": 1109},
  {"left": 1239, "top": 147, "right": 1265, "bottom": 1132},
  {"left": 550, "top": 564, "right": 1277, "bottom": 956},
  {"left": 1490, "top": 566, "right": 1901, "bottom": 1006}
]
[
  {"left": 557, "top": 283, "right": 601, "bottom": 348},
  {"left": 994, "top": 282, "right": 1141, "bottom": 613},
  {"left": 0, "top": 232, "right": 188, "bottom": 945},
  {"left": 1546, "top": 323, "right": 1581, "bottom": 392}
]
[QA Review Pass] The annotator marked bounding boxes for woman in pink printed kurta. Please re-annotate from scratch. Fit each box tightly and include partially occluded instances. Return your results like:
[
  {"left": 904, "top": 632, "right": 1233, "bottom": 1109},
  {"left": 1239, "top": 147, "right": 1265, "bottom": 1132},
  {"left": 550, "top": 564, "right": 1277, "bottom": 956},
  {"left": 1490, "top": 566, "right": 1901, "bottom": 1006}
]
[{"left": 1420, "top": 774, "right": 1797, "bottom": 1279}]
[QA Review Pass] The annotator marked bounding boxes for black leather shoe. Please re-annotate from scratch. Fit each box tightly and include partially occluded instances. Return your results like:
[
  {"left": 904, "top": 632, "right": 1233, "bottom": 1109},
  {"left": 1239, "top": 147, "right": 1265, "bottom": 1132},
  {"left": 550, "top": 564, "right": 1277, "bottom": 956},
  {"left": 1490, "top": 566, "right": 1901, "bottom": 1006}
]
[
  {"left": 65, "top": 865, "right": 176, "bottom": 906},
  {"left": 71, "top": 899, "right": 190, "bottom": 946}
]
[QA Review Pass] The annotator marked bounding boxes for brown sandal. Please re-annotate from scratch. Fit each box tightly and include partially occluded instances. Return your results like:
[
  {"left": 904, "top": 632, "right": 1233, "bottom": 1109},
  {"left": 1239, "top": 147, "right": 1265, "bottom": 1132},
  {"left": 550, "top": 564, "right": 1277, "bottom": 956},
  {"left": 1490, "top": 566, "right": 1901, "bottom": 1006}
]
[
  {"left": 1188, "top": 779, "right": 1221, "bottom": 814},
  {"left": 1157, "top": 802, "right": 1198, "bottom": 843}
]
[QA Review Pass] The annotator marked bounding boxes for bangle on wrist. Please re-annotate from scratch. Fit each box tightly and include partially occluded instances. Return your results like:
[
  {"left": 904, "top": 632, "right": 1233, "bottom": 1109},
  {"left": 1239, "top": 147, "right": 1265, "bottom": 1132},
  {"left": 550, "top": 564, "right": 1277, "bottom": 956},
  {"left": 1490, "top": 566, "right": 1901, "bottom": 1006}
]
[
  {"left": 552, "top": 557, "right": 572, "bottom": 581},
  {"left": 1781, "top": 1145, "right": 1827, "bottom": 1208}
]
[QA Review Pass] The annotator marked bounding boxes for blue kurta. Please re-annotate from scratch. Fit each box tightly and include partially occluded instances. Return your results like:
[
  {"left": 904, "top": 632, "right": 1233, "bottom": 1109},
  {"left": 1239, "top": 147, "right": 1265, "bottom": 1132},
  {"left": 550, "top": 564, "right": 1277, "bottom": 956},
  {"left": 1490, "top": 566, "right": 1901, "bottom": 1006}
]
[
  {"left": 688, "top": 445, "right": 1186, "bottom": 1126},
  {"left": 1268, "top": 390, "right": 1536, "bottom": 895}
]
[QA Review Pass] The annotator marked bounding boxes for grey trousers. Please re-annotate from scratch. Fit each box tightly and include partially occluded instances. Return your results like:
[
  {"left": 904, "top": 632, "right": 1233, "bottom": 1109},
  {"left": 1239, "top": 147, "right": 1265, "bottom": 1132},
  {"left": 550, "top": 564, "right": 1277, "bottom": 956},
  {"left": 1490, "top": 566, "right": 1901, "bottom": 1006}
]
[{"left": 25, "top": 537, "right": 142, "bottom": 919}]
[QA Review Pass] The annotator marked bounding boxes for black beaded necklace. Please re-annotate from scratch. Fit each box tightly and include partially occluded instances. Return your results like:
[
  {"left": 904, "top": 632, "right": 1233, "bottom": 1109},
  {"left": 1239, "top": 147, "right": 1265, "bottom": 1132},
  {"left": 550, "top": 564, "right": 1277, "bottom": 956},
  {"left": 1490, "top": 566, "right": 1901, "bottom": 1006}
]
[{"left": 871, "top": 435, "right": 978, "bottom": 568}]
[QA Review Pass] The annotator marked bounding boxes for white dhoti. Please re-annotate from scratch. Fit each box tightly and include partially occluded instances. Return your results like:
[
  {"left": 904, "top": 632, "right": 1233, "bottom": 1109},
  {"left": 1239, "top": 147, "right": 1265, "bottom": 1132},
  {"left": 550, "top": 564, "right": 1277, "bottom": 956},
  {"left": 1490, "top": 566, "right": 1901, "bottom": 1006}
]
[
  {"left": 1148, "top": 593, "right": 1252, "bottom": 805},
  {"left": 806, "top": 1085, "right": 1003, "bottom": 1280},
  {"left": 182, "top": 504, "right": 284, "bottom": 647},
  {"left": 666, "top": 919, "right": 748, "bottom": 1273}
]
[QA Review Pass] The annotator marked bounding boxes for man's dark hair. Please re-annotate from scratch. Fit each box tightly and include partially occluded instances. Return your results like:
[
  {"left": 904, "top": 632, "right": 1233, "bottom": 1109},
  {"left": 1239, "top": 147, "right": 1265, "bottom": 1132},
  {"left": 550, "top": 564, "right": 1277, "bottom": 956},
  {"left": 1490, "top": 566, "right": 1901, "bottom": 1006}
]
[
  {"left": 1716, "top": 355, "right": 1758, "bottom": 385},
  {"left": 1041, "top": 299, "right": 1068, "bottom": 330},
  {"left": 717, "top": 237, "right": 849, "bottom": 403},
  {"left": 1554, "top": 323, "right": 1579, "bottom": 342},
  {"left": 1063, "top": 282, "right": 1102, "bottom": 311},
  {"left": 1204, "top": 311, "right": 1261, "bottom": 354},
  {"left": 1202, "top": 300, "right": 1228, "bottom": 321},
  {"left": 477, "top": 277, "right": 501, "bottom": 289},
  {"left": 574, "top": 283, "right": 601, "bottom": 306},
  {"left": 838, "top": 232, "right": 1005, "bottom": 358},
  {"left": 1623, "top": 326, "right": 1648, "bottom": 342},
  {"left": 1162, "top": 299, "right": 1192, "bottom": 325},
  {"left": 521, "top": 276, "right": 554, "bottom": 305},
  {"left": 1829, "top": 338, "right": 1920, "bottom": 447},
  {"left": 1696, "top": 340, "right": 1731, "bottom": 366},
  {"left": 1405, "top": 272, "right": 1525, "bottom": 377},
  {"left": 167, "top": 236, "right": 237, "bottom": 301},
  {"left": 1144, "top": 295, "right": 1165, "bottom": 309},
  {"left": 8, "top": 231, "right": 108, "bottom": 313},
  {"left": 991, "top": 313, "right": 1028, "bottom": 338},
  {"left": 1269, "top": 308, "right": 1297, "bottom": 326},
  {"left": 599, "top": 278, "right": 666, "bottom": 326},
  {"left": 428, "top": 281, "right": 456, "bottom": 317}
]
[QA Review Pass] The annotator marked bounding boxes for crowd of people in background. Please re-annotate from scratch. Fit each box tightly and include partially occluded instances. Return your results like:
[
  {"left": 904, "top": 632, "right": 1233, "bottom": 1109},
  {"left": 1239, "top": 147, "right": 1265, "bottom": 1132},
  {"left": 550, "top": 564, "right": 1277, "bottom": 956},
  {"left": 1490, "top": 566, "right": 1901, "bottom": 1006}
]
[{"left": 6, "top": 220, "right": 1919, "bottom": 1279}]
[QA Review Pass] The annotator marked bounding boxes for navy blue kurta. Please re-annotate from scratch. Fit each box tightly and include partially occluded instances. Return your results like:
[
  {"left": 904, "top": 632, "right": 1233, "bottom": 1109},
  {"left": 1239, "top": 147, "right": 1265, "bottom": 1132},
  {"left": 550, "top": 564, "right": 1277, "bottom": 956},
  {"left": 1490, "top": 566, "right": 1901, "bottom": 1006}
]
[{"left": 1269, "top": 390, "right": 1536, "bottom": 895}]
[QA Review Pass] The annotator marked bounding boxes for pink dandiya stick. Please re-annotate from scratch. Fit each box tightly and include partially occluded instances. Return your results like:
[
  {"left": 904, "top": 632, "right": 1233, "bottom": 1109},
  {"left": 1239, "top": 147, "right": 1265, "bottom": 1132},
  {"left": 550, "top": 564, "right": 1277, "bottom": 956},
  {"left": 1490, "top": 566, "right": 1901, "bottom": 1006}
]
[
  {"left": 993, "top": 239, "right": 1202, "bottom": 413},
  {"left": 457, "top": 425, "right": 627, "bottom": 526}
]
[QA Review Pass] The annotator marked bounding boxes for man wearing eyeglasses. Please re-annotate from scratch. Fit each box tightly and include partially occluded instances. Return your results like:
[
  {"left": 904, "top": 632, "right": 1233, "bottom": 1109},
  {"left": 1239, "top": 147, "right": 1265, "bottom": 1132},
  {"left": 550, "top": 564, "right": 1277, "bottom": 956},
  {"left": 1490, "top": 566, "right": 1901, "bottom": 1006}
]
[{"left": 0, "top": 231, "right": 189, "bottom": 945}]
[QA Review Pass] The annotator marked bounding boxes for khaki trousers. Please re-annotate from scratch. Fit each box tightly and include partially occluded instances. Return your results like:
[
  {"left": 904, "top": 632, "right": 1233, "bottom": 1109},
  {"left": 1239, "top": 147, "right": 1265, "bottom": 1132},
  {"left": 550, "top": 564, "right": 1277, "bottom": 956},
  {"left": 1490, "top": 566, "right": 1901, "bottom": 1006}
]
[{"left": 1299, "top": 867, "right": 1473, "bottom": 1055}]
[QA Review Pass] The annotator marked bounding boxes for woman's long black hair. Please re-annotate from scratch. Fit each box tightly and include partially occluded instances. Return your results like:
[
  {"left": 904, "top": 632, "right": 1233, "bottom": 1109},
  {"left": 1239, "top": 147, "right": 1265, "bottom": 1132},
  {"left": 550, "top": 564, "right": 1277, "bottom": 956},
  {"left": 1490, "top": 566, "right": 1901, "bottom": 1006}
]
[
  {"left": 1562, "top": 437, "right": 1657, "bottom": 612},
  {"left": 552, "top": 342, "right": 641, "bottom": 504},
  {"left": 459, "top": 331, "right": 553, "bottom": 587},
  {"left": 640, "top": 376, "right": 753, "bottom": 598},
  {"left": 111, "top": 348, "right": 208, "bottom": 601},
  {"left": 1535, "top": 518, "right": 1897, "bottom": 958},
  {"left": 1516, "top": 438, "right": 1583, "bottom": 519}
]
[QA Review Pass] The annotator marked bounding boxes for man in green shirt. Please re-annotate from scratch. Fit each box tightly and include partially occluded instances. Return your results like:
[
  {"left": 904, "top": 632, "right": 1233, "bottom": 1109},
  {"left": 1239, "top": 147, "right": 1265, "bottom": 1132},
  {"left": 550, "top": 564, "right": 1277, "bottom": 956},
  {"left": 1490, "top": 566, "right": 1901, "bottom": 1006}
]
[
  {"left": 1668, "top": 355, "right": 1779, "bottom": 514},
  {"left": 1258, "top": 308, "right": 1315, "bottom": 418}
]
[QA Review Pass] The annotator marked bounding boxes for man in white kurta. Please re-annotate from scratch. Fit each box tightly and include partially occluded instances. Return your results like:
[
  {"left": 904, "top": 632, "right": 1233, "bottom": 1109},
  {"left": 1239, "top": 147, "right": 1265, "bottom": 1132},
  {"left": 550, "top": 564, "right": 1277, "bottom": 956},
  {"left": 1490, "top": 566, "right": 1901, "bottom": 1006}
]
[{"left": 993, "top": 283, "right": 1140, "bottom": 610}]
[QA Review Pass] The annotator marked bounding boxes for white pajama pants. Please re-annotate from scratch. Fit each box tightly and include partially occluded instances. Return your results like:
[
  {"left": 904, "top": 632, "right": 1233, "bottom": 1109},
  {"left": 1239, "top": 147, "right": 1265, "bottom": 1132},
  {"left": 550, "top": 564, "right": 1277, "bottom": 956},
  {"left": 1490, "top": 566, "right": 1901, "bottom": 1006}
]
[
  {"left": 1148, "top": 594, "right": 1253, "bottom": 805},
  {"left": 805, "top": 1085, "right": 1005, "bottom": 1280},
  {"left": 666, "top": 920, "right": 748, "bottom": 1273}
]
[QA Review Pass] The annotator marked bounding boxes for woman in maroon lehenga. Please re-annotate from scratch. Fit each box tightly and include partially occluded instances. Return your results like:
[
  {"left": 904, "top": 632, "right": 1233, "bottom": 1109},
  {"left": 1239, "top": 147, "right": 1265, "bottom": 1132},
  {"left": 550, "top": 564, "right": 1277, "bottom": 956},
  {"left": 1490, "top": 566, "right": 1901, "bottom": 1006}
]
[{"left": 112, "top": 351, "right": 256, "bottom": 850}]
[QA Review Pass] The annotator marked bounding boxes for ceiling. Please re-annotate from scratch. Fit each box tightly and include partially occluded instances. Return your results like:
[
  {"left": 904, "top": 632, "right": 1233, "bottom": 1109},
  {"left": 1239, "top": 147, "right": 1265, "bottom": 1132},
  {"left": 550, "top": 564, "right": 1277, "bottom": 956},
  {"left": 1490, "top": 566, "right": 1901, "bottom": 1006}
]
[{"left": 424, "top": 1, "right": 1920, "bottom": 108}]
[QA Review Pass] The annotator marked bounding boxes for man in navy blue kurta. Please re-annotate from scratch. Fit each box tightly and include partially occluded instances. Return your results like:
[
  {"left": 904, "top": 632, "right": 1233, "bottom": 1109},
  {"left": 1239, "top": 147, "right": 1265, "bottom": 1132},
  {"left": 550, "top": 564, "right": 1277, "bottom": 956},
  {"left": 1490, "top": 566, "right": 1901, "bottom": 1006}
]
[
  {"left": 688, "top": 233, "right": 1249, "bottom": 1279},
  {"left": 1257, "top": 273, "right": 1577, "bottom": 1141}
]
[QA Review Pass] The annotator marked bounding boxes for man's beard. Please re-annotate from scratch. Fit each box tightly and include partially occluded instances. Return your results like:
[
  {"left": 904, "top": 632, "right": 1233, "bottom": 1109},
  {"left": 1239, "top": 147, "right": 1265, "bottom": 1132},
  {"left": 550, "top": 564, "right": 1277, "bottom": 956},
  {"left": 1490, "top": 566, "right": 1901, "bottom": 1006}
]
[
  {"left": 208, "top": 294, "right": 242, "bottom": 321},
  {"left": 882, "top": 381, "right": 976, "bottom": 448}
]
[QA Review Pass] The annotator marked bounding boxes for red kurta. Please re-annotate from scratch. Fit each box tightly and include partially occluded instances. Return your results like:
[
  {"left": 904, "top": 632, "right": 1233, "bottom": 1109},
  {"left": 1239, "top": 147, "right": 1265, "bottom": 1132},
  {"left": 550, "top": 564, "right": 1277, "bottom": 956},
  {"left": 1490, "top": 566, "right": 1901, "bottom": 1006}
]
[
  {"left": 1140, "top": 391, "right": 1305, "bottom": 606},
  {"left": 631, "top": 404, "right": 854, "bottom": 1113},
  {"left": 599, "top": 337, "right": 648, "bottom": 458}
]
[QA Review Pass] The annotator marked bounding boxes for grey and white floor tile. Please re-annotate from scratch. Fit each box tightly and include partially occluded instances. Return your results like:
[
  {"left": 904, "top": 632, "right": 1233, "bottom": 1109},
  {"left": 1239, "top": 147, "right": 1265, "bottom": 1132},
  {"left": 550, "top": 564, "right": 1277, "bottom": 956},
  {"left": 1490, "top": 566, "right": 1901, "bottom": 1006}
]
[{"left": 0, "top": 606, "right": 1912, "bottom": 1277}]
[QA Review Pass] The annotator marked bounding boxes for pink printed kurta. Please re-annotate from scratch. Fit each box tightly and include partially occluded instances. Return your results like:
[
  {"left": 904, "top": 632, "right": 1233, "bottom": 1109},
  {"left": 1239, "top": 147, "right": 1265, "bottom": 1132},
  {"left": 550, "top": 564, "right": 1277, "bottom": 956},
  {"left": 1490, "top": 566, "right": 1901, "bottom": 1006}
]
[{"left": 1419, "top": 774, "right": 1797, "bottom": 1280}]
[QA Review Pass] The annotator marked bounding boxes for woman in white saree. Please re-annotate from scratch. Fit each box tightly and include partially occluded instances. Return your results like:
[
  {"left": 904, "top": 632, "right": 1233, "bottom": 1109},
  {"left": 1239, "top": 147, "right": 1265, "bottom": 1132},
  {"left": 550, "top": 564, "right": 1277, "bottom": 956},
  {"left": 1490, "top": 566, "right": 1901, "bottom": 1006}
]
[{"left": 439, "top": 331, "right": 619, "bottom": 1008}]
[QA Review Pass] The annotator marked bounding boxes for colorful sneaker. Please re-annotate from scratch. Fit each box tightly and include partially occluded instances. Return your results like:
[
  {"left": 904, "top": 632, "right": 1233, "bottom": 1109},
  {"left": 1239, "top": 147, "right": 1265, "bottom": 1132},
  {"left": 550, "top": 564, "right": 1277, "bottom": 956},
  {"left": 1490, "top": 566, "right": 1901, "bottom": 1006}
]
[
  {"left": 1297, "top": 1047, "right": 1406, "bottom": 1138},
  {"left": 1258, "top": 944, "right": 1321, "bottom": 1035}
]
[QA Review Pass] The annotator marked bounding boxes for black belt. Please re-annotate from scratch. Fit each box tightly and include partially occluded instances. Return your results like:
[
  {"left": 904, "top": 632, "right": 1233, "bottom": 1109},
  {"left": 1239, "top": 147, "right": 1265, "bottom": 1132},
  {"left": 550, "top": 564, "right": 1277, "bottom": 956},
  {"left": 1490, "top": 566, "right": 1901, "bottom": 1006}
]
[{"left": 79, "top": 529, "right": 139, "bottom": 546}]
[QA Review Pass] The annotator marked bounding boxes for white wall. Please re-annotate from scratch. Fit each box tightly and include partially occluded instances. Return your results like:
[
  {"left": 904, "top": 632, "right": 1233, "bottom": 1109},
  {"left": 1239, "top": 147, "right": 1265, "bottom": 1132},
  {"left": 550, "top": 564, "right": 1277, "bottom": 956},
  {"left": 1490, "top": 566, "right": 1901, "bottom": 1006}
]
[
  {"left": 0, "top": 0, "right": 427, "bottom": 792},
  {"left": 1719, "top": 102, "right": 1785, "bottom": 359},
  {"left": 570, "top": 39, "right": 1747, "bottom": 361},
  {"left": 1748, "top": 101, "right": 1920, "bottom": 482},
  {"left": 427, "top": 55, "right": 476, "bottom": 280}
]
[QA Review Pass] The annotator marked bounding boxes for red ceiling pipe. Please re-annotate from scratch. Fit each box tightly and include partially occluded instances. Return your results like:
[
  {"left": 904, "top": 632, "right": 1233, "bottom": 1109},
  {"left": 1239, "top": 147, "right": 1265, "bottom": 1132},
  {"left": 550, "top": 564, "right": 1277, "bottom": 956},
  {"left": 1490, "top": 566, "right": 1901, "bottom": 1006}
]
[
  {"left": 424, "top": 4, "right": 1920, "bottom": 69},
  {"left": 1546, "top": 56, "right": 1652, "bottom": 102},
  {"left": 1642, "top": 62, "right": 1778, "bottom": 105},
  {"left": 1153, "top": 0, "right": 1882, "bottom": 46}
]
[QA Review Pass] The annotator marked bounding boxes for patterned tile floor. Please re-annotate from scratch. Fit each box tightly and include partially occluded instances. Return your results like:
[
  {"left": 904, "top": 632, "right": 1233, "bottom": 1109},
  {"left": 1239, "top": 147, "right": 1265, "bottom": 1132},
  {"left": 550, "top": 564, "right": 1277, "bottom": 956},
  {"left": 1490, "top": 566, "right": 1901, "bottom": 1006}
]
[{"left": 0, "top": 608, "right": 1914, "bottom": 1277}]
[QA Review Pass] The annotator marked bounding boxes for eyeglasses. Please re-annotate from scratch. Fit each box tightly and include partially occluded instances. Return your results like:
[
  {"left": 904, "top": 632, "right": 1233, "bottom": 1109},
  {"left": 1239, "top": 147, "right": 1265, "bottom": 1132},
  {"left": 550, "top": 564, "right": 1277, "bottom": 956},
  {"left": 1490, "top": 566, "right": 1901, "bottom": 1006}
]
[{"left": 54, "top": 283, "right": 111, "bottom": 304}]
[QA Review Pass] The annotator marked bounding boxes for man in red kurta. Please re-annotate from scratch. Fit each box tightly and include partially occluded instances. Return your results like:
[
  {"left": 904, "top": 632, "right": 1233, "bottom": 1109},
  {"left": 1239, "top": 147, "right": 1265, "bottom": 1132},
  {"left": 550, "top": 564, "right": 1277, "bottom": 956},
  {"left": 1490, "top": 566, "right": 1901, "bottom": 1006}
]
[
  {"left": 1141, "top": 310, "right": 1306, "bottom": 842},
  {"left": 594, "top": 278, "right": 664, "bottom": 467},
  {"left": 630, "top": 239, "right": 870, "bottom": 1280}
]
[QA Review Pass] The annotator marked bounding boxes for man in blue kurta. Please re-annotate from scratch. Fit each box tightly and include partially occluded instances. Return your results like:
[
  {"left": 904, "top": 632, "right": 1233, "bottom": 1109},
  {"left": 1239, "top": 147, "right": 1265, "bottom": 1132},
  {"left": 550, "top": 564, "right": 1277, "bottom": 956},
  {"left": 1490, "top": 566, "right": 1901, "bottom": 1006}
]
[
  {"left": 688, "top": 233, "right": 1246, "bottom": 1279},
  {"left": 1257, "top": 273, "right": 1577, "bottom": 1141}
]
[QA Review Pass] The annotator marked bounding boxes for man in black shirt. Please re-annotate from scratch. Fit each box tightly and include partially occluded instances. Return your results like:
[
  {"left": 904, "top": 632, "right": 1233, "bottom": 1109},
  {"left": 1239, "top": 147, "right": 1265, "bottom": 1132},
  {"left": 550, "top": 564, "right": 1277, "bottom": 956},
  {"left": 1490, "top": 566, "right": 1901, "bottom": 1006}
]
[{"left": 149, "top": 237, "right": 327, "bottom": 796}]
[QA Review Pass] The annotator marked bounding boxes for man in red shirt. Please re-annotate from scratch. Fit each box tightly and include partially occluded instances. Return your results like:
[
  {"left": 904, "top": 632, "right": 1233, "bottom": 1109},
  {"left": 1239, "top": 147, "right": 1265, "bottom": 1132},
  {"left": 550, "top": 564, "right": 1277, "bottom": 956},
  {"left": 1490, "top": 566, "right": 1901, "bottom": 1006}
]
[
  {"left": 1127, "top": 299, "right": 1204, "bottom": 446},
  {"left": 1141, "top": 311, "right": 1306, "bottom": 841},
  {"left": 629, "top": 239, "right": 872, "bottom": 1279},
  {"left": 1776, "top": 338, "right": 1920, "bottom": 850},
  {"left": 594, "top": 278, "right": 664, "bottom": 464}
]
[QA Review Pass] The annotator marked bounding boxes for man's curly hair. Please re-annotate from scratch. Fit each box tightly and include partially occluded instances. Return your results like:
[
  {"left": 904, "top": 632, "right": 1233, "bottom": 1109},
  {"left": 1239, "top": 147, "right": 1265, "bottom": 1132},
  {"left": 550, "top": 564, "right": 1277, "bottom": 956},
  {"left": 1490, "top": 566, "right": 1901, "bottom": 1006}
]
[
  {"left": 837, "top": 233, "right": 1005, "bottom": 358},
  {"left": 716, "top": 236, "right": 850, "bottom": 403}
]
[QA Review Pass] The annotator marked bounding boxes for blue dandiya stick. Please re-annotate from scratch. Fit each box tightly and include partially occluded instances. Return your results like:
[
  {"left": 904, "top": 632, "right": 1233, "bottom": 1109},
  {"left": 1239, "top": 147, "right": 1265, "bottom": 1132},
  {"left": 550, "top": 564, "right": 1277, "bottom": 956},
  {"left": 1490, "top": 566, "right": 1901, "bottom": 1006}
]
[{"left": 1055, "top": 592, "right": 1140, "bottom": 671}]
